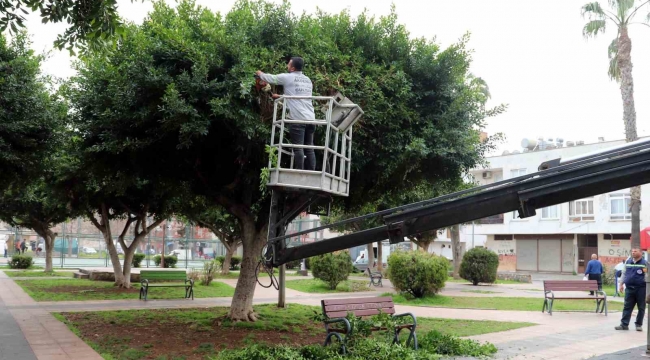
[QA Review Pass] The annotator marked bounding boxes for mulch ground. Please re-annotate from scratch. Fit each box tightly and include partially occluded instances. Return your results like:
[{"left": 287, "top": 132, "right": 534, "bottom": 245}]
[{"left": 60, "top": 310, "right": 325, "bottom": 360}]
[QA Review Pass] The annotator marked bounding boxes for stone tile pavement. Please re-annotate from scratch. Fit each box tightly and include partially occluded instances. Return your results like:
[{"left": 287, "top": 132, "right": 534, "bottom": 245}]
[{"left": 0, "top": 271, "right": 102, "bottom": 360}]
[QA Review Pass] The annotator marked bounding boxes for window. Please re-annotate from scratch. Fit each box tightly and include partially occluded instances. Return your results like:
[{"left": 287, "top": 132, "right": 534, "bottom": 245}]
[
  {"left": 569, "top": 198, "right": 595, "bottom": 221},
  {"left": 510, "top": 168, "right": 526, "bottom": 178},
  {"left": 610, "top": 193, "right": 631, "bottom": 220},
  {"left": 541, "top": 205, "right": 559, "bottom": 220},
  {"left": 511, "top": 169, "right": 527, "bottom": 220}
]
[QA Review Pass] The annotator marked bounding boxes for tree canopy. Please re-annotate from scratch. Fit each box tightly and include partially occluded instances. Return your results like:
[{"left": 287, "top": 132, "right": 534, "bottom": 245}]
[
  {"left": 0, "top": 0, "right": 145, "bottom": 53},
  {"left": 65, "top": 0, "right": 504, "bottom": 320}
]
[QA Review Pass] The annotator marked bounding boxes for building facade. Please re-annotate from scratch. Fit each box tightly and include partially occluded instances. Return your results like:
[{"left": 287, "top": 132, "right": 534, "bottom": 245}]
[{"left": 467, "top": 137, "right": 644, "bottom": 273}]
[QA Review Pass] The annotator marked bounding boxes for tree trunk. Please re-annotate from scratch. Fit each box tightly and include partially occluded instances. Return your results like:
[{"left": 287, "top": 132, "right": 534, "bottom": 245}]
[
  {"left": 376, "top": 242, "right": 383, "bottom": 271},
  {"left": 450, "top": 225, "right": 462, "bottom": 279},
  {"left": 617, "top": 27, "right": 640, "bottom": 249},
  {"left": 103, "top": 232, "right": 128, "bottom": 287},
  {"left": 228, "top": 220, "right": 265, "bottom": 322},
  {"left": 222, "top": 244, "right": 235, "bottom": 275},
  {"left": 120, "top": 239, "right": 142, "bottom": 289},
  {"left": 44, "top": 233, "right": 54, "bottom": 272},
  {"left": 366, "top": 243, "right": 375, "bottom": 270},
  {"left": 34, "top": 227, "right": 56, "bottom": 273}
]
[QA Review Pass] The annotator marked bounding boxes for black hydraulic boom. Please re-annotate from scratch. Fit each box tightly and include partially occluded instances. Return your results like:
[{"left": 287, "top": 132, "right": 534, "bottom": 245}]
[{"left": 265, "top": 138, "right": 650, "bottom": 267}]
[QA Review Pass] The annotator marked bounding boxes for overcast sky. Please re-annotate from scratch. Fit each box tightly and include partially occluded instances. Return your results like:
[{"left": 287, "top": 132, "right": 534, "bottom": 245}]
[{"left": 18, "top": 0, "right": 650, "bottom": 155}]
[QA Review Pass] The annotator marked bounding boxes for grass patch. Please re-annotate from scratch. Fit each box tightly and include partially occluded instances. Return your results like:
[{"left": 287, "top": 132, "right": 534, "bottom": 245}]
[
  {"left": 461, "top": 290, "right": 501, "bottom": 294},
  {"left": 4, "top": 270, "right": 74, "bottom": 278},
  {"left": 447, "top": 277, "right": 526, "bottom": 285},
  {"left": 16, "top": 278, "right": 234, "bottom": 301},
  {"left": 285, "top": 279, "right": 368, "bottom": 293},
  {"left": 54, "top": 304, "right": 532, "bottom": 360},
  {"left": 386, "top": 293, "right": 624, "bottom": 312}
]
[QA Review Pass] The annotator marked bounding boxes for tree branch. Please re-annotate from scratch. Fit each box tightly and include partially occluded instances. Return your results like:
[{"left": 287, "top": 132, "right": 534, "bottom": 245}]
[
  {"left": 87, "top": 210, "right": 103, "bottom": 232},
  {"left": 145, "top": 218, "right": 166, "bottom": 234}
]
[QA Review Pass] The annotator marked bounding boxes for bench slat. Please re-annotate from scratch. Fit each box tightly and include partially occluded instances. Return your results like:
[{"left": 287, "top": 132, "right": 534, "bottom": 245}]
[
  {"left": 146, "top": 284, "right": 188, "bottom": 287},
  {"left": 322, "top": 297, "right": 392, "bottom": 306},
  {"left": 327, "top": 308, "right": 396, "bottom": 318},
  {"left": 544, "top": 280, "right": 599, "bottom": 292}
]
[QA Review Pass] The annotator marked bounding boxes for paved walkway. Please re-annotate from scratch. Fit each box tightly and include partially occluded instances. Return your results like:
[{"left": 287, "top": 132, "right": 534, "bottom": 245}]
[
  {"left": 1, "top": 270, "right": 648, "bottom": 359},
  {"left": 0, "top": 272, "right": 102, "bottom": 360}
]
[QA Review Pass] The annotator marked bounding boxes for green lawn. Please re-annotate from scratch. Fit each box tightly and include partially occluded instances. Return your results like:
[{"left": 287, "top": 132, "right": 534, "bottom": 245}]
[
  {"left": 16, "top": 278, "right": 234, "bottom": 301},
  {"left": 54, "top": 303, "right": 533, "bottom": 360},
  {"left": 461, "top": 290, "right": 501, "bottom": 294},
  {"left": 285, "top": 279, "right": 369, "bottom": 293},
  {"left": 386, "top": 294, "right": 624, "bottom": 312},
  {"left": 4, "top": 270, "right": 75, "bottom": 278},
  {"left": 209, "top": 270, "right": 305, "bottom": 280},
  {"left": 446, "top": 277, "right": 527, "bottom": 285}
]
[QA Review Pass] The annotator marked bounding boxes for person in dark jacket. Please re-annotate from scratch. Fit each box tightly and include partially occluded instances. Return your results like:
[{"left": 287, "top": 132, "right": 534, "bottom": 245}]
[
  {"left": 585, "top": 254, "right": 604, "bottom": 295},
  {"left": 616, "top": 248, "right": 648, "bottom": 331}
]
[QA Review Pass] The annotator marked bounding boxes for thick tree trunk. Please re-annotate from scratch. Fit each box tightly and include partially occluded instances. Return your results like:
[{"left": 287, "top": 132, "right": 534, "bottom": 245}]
[
  {"left": 450, "top": 225, "right": 462, "bottom": 279},
  {"left": 617, "top": 27, "right": 640, "bottom": 249},
  {"left": 222, "top": 245, "right": 235, "bottom": 275},
  {"left": 377, "top": 242, "right": 383, "bottom": 271},
  {"left": 44, "top": 233, "right": 54, "bottom": 272},
  {"left": 366, "top": 243, "right": 375, "bottom": 270},
  {"left": 32, "top": 226, "right": 56, "bottom": 272},
  {"left": 228, "top": 220, "right": 265, "bottom": 322},
  {"left": 103, "top": 232, "right": 128, "bottom": 287}
]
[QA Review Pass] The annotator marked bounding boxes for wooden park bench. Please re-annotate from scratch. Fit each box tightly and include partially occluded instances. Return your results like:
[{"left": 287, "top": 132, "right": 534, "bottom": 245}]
[
  {"left": 139, "top": 270, "right": 194, "bottom": 301},
  {"left": 542, "top": 280, "right": 607, "bottom": 316},
  {"left": 366, "top": 267, "right": 383, "bottom": 287},
  {"left": 320, "top": 296, "right": 417, "bottom": 354}
]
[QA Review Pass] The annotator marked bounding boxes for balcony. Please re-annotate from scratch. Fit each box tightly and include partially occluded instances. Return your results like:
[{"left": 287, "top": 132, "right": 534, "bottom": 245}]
[{"left": 475, "top": 214, "right": 504, "bottom": 225}]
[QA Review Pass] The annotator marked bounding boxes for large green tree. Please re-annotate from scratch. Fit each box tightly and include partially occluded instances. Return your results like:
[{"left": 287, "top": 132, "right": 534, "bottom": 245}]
[
  {"left": 582, "top": 0, "right": 646, "bottom": 248},
  {"left": 0, "top": 32, "right": 70, "bottom": 272},
  {"left": 0, "top": 0, "right": 145, "bottom": 52},
  {"left": 67, "top": 0, "right": 504, "bottom": 321},
  {"left": 0, "top": 32, "right": 62, "bottom": 189}
]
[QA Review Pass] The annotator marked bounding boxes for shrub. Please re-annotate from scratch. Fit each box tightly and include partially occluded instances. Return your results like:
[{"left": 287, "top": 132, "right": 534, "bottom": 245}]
[
  {"left": 131, "top": 253, "right": 146, "bottom": 268},
  {"left": 419, "top": 330, "right": 497, "bottom": 357},
  {"left": 187, "top": 268, "right": 201, "bottom": 282},
  {"left": 602, "top": 264, "right": 616, "bottom": 286},
  {"left": 459, "top": 248, "right": 499, "bottom": 285},
  {"left": 9, "top": 254, "right": 34, "bottom": 269},
  {"left": 214, "top": 255, "right": 225, "bottom": 267},
  {"left": 212, "top": 331, "right": 495, "bottom": 359},
  {"left": 201, "top": 261, "right": 219, "bottom": 285},
  {"left": 230, "top": 256, "right": 242, "bottom": 270},
  {"left": 310, "top": 251, "right": 353, "bottom": 290},
  {"left": 387, "top": 250, "right": 447, "bottom": 298},
  {"left": 153, "top": 255, "right": 178, "bottom": 268}
]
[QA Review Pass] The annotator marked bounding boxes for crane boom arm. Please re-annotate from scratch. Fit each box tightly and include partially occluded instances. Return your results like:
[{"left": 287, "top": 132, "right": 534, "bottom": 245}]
[{"left": 269, "top": 138, "right": 650, "bottom": 267}]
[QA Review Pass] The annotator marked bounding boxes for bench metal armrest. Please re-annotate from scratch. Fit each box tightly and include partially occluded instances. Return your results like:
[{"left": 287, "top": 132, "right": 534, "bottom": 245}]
[
  {"left": 597, "top": 290, "right": 607, "bottom": 299},
  {"left": 544, "top": 290, "right": 554, "bottom": 300},
  {"left": 324, "top": 317, "right": 351, "bottom": 335},
  {"left": 141, "top": 279, "right": 149, "bottom": 287},
  {"left": 185, "top": 279, "right": 194, "bottom": 287},
  {"left": 393, "top": 312, "right": 417, "bottom": 327}
]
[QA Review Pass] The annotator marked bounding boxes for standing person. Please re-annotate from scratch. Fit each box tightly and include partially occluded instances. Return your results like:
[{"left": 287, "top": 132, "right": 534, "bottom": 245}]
[
  {"left": 20, "top": 239, "right": 26, "bottom": 254},
  {"left": 256, "top": 57, "right": 316, "bottom": 170},
  {"left": 616, "top": 248, "right": 648, "bottom": 331},
  {"left": 584, "top": 254, "right": 603, "bottom": 295}
]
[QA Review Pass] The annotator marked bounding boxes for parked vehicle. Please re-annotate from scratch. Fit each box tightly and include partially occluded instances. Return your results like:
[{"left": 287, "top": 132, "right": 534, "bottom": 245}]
[{"left": 82, "top": 247, "right": 97, "bottom": 254}]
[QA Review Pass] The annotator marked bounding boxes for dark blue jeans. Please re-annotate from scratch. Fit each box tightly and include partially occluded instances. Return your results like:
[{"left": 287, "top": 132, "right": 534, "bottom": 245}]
[
  {"left": 621, "top": 286, "right": 646, "bottom": 327},
  {"left": 289, "top": 124, "right": 316, "bottom": 170}
]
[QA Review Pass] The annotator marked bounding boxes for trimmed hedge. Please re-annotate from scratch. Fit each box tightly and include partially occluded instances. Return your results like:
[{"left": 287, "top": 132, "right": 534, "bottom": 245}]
[{"left": 459, "top": 248, "right": 499, "bottom": 285}]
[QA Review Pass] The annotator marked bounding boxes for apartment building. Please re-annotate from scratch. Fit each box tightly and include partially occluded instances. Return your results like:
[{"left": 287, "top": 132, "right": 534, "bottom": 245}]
[{"left": 467, "top": 137, "right": 645, "bottom": 273}]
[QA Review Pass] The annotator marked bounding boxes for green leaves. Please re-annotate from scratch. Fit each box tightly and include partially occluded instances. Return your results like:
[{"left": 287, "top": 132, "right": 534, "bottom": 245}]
[{"left": 583, "top": 19, "right": 608, "bottom": 37}]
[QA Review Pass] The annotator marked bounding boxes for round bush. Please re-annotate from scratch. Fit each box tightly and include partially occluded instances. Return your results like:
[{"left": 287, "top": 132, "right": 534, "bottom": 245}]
[
  {"left": 387, "top": 250, "right": 447, "bottom": 298},
  {"left": 9, "top": 255, "right": 34, "bottom": 269},
  {"left": 459, "top": 247, "right": 499, "bottom": 285},
  {"left": 310, "top": 251, "right": 353, "bottom": 290},
  {"left": 230, "top": 255, "right": 242, "bottom": 270},
  {"left": 131, "top": 253, "right": 146, "bottom": 268},
  {"left": 152, "top": 255, "right": 178, "bottom": 268}
]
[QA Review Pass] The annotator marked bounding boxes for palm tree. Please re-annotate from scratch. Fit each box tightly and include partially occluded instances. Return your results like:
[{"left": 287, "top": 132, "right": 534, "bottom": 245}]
[{"left": 582, "top": 0, "right": 648, "bottom": 248}]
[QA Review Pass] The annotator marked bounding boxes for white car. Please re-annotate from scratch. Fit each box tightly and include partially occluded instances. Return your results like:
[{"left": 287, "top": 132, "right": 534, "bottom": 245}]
[{"left": 82, "top": 247, "right": 97, "bottom": 254}]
